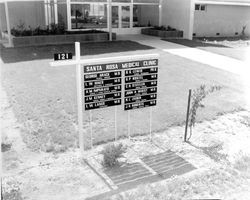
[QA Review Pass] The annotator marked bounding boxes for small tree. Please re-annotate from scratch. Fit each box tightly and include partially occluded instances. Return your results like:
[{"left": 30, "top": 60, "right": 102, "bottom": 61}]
[
  {"left": 101, "top": 143, "right": 126, "bottom": 168},
  {"left": 241, "top": 25, "right": 247, "bottom": 39},
  {"left": 188, "top": 85, "right": 222, "bottom": 140}
]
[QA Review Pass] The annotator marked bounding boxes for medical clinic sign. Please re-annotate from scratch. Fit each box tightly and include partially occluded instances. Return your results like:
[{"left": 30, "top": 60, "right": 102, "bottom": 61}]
[
  {"left": 50, "top": 42, "right": 159, "bottom": 154},
  {"left": 83, "top": 59, "right": 158, "bottom": 111}
]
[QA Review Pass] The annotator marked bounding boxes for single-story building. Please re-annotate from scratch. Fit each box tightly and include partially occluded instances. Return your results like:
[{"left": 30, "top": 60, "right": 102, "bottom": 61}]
[
  {"left": 193, "top": 0, "right": 250, "bottom": 37},
  {"left": 0, "top": 0, "right": 250, "bottom": 46}
]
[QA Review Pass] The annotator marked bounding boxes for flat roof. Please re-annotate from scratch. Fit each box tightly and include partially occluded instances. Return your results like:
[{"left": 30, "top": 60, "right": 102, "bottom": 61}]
[{"left": 195, "top": 0, "right": 250, "bottom": 6}]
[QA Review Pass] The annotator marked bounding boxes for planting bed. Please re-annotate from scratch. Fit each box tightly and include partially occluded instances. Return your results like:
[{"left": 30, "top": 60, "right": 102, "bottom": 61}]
[
  {"left": 12, "top": 31, "right": 116, "bottom": 47},
  {"left": 141, "top": 28, "right": 183, "bottom": 38}
]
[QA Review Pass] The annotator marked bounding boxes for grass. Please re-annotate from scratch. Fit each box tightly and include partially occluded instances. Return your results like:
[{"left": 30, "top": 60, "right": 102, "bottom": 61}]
[
  {"left": 1, "top": 40, "right": 248, "bottom": 152},
  {"left": 2, "top": 178, "right": 23, "bottom": 200},
  {"left": 0, "top": 40, "right": 154, "bottom": 63},
  {"left": 163, "top": 37, "right": 250, "bottom": 61}
]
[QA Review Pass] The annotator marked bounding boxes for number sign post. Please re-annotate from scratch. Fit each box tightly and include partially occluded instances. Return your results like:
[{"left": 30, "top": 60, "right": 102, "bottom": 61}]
[{"left": 50, "top": 42, "right": 159, "bottom": 156}]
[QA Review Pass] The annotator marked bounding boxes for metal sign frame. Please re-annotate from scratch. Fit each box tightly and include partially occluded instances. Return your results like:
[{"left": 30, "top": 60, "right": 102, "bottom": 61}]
[{"left": 50, "top": 42, "right": 159, "bottom": 156}]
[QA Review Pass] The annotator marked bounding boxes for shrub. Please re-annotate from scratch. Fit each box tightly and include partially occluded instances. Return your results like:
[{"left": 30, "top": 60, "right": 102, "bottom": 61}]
[
  {"left": 101, "top": 143, "right": 126, "bottom": 168},
  {"left": 153, "top": 26, "right": 167, "bottom": 31},
  {"left": 1, "top": 142, "right": 12, "bottom": 152},
  {"left": 234, "top": 153, "right": 250, "bottom": 173},
  {"left": 152, "top": 25, "right": 177, "bottom": 31},
  {"left": 10, "top": 22, "right": 104, "bottom": 37}
]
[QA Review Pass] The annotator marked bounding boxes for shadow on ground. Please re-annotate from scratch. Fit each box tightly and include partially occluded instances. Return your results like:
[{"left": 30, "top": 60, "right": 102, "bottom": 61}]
[
  {"left": 186, "top": 141, "right": 228, "bottom": 162},
  {"left": 0, "top": 40, "right": 154, "bottom": 64},
  {"left": 162, "top": 38, "right": 231, "bottom": 48}
]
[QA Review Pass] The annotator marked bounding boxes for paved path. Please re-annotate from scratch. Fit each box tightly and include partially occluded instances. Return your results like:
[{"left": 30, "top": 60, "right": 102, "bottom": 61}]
[
  {"left": 117, "top": 34, "right": 250, "bottom": 77},
  {"left": 117, "top": 34, "right": 250, "bottom": 109}
]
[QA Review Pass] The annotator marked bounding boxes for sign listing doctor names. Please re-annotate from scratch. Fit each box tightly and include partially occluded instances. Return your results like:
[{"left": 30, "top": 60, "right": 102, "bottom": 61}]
[{"left": 83, "top": 59, "right": 158, "bottom": 111}]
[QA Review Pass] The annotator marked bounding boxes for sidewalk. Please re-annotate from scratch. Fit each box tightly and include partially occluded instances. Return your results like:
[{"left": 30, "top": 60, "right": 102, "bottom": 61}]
[
  {"left": 117, "top": 34, "right": 250, "bottom": 109},
  {"left": 117, "top": 34, "right": 250, "bottom": 77}
]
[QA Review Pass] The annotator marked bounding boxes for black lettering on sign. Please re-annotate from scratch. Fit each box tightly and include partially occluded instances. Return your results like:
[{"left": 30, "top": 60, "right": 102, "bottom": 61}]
[
  {"left": 124, "top": 100, "right": 157, "bottom": 110},
  {"left": 54, "top": 53, "right": 72, "bottom": 61},
  {"left": 85, "top": 92, "right": 121, "bottom": 103},
  {"left": 84, "top": 78, "right": 121, "bottom": 88},
  {"left": 84, "top": 59, "right": 158, "bottom": 73},
  {"left": 84, "top": 85, "right": 121, "bottom": 96},
  {"left": 85, "top": 99, "right": 121, "bottom": 110}
]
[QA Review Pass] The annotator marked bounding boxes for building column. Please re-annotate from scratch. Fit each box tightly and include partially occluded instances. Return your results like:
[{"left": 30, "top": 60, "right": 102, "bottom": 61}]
[
  {"left": 159, "top": 0, "right": 162, "bottom": 26},
  {"left": 187, "top": 0, "right": 195, "bottom": 40},
  {"left": 118, "top": 5, "right": 122, "bottom": 29},
  {"left": 108, "top": 0, "right": 112, "bottom": 41},
  {"left": 130, "top": 0, "right": 133, "bottom": 29},
  {"left": 48, "top": 0, "right": 51, "bottom": 26},
  {"left": 54, "top": 0, "right": 58, "bottom": 24},
  {"left": 66, "top": 0, "right": 71, "bottom": 30},
  {"left": 44, "top": 0, "right": 48, "bottom": 26},
  {"left": 4, "top": 1, "right": 12, "bottom": 47}
]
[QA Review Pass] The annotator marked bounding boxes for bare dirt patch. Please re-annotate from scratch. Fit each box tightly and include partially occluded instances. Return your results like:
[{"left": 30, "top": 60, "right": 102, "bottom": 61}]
[
  {"left": 104, "top": 110, "right": 250, "bottom": 200},
  {"left": 2, "top": 94, "right": 250, "bottom": 200}
]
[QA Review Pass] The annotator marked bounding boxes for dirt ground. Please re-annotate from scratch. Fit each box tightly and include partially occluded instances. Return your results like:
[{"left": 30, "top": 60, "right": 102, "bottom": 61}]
[{"left": 2, "top": 79, "right": 250, "bottom": 199}]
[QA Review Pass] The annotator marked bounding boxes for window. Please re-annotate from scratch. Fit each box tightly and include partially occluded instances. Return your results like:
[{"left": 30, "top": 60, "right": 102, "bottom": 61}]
[
  {"left": 195, "top": 4, "right": 200, "bottom": 10},
  {"left": 71, "top": 4, "right": 107, "bottom": 29},
  {"left": 195, "top": 4, "right": 206, "bottom": 11},
  {"left": 133, "top": 5, "right": 159, "bottom": 27},
  {"left": 200, "top": 5, "right": 206, "bottom": 11}
]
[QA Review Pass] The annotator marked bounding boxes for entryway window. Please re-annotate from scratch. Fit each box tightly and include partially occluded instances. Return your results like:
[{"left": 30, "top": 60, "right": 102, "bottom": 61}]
[{"left": 71, "top": 3, "right": 108, "bottom": 29}]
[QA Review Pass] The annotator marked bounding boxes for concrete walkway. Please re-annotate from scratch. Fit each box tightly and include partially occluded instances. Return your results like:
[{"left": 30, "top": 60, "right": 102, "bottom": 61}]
[
  {"left": 117, "top": 34, "right": 250, "bottom": 77},
  {"left": 118, "top": 34, "right": 250, "bottom": 109}
]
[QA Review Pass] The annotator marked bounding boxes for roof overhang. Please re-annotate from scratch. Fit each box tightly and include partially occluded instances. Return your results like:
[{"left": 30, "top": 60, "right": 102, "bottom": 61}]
[
  {"left": 195, "top": 0, "right": 250, "bottom": 6},
  {"left": 0, "top": 0, "right": 44, "bottom": 2}
]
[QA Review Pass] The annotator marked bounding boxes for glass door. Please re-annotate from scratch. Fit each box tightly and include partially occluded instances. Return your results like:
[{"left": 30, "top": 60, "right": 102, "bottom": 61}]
[{"left": 121, "top": 6, "right": 130, "bottom": 28}]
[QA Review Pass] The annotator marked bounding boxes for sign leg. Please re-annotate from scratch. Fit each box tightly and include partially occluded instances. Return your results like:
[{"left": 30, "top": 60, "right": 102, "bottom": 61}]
[
  {"left": 115, "top": 106, "right": 117, "bottom": 141},
  {"left": 128, "top": 110, "right": 131, "bottom": 140},
  {"left": 149, "top": 107, "right": 153, "bottom": 142},
  {"left": 75, "top": 42, "right": 84, "bottom": 156},
  {"left": 89, "top": 110, "right": 93, "bottom": 149}
]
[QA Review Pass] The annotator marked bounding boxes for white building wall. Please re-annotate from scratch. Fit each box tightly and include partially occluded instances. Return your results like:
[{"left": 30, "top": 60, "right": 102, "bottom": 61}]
[
  {"left": 161, "top": 0, "right": 194, "bottom": 39},
  {"left": 193, "top": 4, "right": 250, "bottom": 37}
]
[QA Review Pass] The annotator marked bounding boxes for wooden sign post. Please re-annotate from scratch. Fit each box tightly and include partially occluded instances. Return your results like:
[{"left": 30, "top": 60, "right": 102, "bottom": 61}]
[{"left": 50, "top": 42, "right": 159, "bottom": 156}]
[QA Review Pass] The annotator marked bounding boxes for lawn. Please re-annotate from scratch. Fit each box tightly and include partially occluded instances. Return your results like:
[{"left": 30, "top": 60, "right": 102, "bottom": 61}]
[
  {"left": 0, "top": 40, "right": 154, "bottom": 63},
  {"left": 163, "top": 37, "right": 250, "bottom": 62},
  {"left": 1, "top": 40, "right": 248, "bottom": 152}
]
